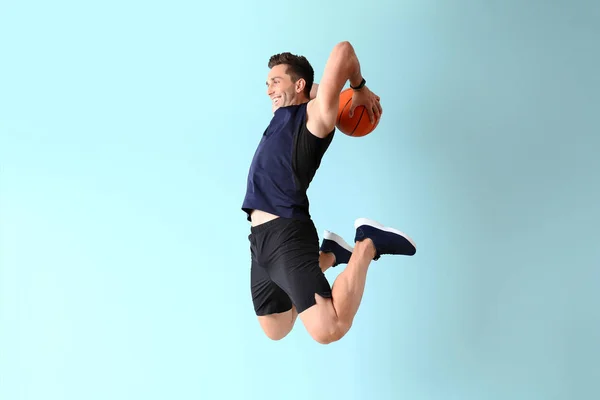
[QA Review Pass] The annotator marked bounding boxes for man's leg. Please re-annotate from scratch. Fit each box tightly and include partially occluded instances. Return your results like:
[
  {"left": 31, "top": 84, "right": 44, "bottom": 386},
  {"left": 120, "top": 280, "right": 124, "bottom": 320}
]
[
  {"left": 319, "top": 230, "right": 354, "bottom": 273},
  {"left": 249, "top": 222, "right": 298, "bottom": 341},
  {"left": 299, "top": 218, "right": 417, "bottom": 344},
  {"left": 257, "top": 251, "right": 337, "bottom": 340},
  {"left": 257, "top": 306, "right": 297, "bottom": 340},
  {"left": 298, "top": 239, "right": 375, "bottom": 344},
  {"left": 319, "top": 252, "right": 335, "bottom": 273},
  {"left": 252, "top": 257, "right": 298, "bottom": 340},
  {"left": 251, "top": 218, "right": 345, "bottom": 340}
]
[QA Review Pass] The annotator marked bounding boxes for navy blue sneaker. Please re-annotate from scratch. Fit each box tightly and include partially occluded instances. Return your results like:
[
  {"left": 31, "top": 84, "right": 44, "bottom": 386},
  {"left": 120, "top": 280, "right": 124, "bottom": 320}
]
[
  {"left": 320, "top": 230, "right": 353, "bottom": 267},
  {"left": 354, "top": 218, "right": 416, "bottom": 260}
]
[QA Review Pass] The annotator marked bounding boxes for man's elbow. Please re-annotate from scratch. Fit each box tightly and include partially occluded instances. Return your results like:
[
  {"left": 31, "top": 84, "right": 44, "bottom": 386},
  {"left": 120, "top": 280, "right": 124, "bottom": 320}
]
[
  {"left": 331, "top": 41, "right": 358, "bottom": 77},
  {"left": 336, "top": 40, "right": 353, "bottom": 49},
  {"left": 334, "top": 41, "right": 354, "bottom": 56}
]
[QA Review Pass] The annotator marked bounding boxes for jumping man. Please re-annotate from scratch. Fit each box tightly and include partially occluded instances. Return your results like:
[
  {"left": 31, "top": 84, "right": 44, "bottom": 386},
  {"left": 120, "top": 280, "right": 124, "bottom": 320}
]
[{"left": 242, "top": 41, "right": 417, "bottom": 344}]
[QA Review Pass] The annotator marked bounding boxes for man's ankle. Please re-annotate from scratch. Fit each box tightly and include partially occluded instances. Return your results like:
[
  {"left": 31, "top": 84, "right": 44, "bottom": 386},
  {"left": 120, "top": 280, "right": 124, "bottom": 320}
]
[{"left": 354, "top": 238, "right": 376, "bottom": 259}]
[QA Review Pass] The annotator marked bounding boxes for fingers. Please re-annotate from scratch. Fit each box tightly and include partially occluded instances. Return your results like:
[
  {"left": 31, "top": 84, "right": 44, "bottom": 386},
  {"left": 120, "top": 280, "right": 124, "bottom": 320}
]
[
  {"left": 349, "top": 101, "right": 356, "bottom": 118},
  {"left": 348, "top": 93, "right": 382, "bottom": 124},
  {"left": 375, "top": 97, "right": 382, "bottom": 119},
  {"left": 367, "top": 105, "right": 375, "bottom": 124},
  {"left": 370, "top": 97, "right": 382, "bottom": 124},
  {"left": 358, "top": 101, "right": 381, "bottom": 124}
]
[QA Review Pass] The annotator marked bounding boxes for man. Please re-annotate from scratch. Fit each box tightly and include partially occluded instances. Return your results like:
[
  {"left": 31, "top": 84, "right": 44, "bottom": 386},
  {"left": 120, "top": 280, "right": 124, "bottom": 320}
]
[{"left": 242, "top": 41, "right": 417, "bottom": 344}]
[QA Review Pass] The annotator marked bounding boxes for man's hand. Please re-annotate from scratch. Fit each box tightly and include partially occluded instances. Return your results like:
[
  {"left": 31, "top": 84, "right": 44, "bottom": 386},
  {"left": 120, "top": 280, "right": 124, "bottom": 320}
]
[{"left": 349, "top": 86, "right": 382, "bottom": 124}]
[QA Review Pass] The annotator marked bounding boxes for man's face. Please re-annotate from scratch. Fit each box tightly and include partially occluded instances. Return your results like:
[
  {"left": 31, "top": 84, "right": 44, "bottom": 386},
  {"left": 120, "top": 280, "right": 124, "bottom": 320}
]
[{"left": 266, "top": 64, "right": 303, "bottom": 113}]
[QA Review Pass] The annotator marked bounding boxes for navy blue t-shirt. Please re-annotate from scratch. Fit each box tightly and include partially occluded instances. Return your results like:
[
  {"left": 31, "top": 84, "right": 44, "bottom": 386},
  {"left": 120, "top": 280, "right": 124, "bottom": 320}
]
[{"left": 242, "top": 102, "right": 334, "bottom": 221}]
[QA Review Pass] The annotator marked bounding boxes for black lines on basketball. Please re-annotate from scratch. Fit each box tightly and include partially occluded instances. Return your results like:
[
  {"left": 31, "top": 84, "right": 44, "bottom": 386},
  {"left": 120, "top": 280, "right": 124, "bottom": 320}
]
[
  {"left": 351, "top": 108, "right": 365, "bottom": 136},
  {"left": 337, "top": 96, "right": 353, "bottom": 125}
]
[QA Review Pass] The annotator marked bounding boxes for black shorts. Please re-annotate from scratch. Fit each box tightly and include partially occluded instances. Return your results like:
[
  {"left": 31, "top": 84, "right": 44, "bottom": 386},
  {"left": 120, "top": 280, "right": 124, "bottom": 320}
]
[{"left": 248, "top": 217, "right": 332, "bottom": 316}]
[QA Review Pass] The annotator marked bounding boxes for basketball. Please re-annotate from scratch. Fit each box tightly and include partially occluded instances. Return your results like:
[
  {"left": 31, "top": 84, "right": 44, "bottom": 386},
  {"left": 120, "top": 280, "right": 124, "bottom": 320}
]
[{"left": 336, "top": 88, "right": 380, "bottom": 137}]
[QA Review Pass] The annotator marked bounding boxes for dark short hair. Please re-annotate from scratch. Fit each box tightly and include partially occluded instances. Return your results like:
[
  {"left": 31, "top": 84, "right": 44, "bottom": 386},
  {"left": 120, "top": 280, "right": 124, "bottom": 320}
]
[{"left": 268, "top": 52, "right": 314, "bottom": 99}]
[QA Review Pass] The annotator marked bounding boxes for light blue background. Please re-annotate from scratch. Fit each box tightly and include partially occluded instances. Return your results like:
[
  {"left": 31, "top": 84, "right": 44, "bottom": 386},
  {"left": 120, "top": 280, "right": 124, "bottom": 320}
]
[{"left": 1, "top": 1, "right": 599, "bottom": 399}]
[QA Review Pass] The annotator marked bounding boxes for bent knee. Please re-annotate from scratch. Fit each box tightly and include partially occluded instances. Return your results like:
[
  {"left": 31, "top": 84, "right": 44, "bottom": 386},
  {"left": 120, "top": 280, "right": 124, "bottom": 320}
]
[
  {"left": 263, "top": 326, "right": 292, "bottom": 341},
  {"left": 309, "top": 320, "right": 351, "bottom": 345},
  {"left": 258, "top": 314, "right": 294, "bottom": 341}
]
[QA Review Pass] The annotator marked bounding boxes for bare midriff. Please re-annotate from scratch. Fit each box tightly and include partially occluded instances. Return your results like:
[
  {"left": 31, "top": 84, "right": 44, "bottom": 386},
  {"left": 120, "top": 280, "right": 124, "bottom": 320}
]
[{"left": 250, "top": 209, "right": 279, "bottom": 227}]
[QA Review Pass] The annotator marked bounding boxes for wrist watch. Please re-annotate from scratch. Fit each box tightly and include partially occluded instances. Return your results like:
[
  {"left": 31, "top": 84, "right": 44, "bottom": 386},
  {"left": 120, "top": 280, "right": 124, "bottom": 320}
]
[{"left": 350, "top": 78, "right": 366, "bottom": 90}]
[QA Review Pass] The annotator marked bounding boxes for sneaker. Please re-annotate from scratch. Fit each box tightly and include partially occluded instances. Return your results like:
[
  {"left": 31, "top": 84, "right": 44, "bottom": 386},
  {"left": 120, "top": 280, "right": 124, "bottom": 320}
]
[
  {"left": 354, "top": 218, "right": 416, "bottom": 260},
  {"left": 320, "top": 230, "right": 353, "bottom": 267}
]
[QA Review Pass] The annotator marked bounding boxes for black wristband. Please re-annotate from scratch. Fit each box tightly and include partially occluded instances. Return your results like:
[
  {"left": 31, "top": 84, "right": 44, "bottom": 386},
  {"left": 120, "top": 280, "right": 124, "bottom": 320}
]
[{"left": 350, "top": 78, "right": 366, "bottom": 90}]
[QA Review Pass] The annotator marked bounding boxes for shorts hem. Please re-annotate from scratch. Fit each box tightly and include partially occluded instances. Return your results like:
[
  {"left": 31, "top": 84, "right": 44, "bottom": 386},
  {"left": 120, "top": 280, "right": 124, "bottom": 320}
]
[
  {"left": 295, "top": 290, "right": 332, "bottom": 314},
  {"left": 254, "top": 304, "right": 293, "bottom": 317}
]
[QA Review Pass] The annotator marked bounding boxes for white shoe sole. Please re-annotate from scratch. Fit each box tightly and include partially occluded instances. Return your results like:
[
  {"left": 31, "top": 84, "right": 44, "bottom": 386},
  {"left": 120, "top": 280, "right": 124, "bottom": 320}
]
[
  {"left": 354, "top": 218, "right": 417, "bottom": 249},
  {"left": 323, "top": 230, "right": 354, "bottom": 253}
]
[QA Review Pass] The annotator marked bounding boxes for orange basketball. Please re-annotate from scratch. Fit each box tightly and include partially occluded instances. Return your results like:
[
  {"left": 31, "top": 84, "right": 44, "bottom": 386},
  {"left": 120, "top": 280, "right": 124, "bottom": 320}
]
[{"left": 336, "top": 88, "right": 380, "bottom": 137}]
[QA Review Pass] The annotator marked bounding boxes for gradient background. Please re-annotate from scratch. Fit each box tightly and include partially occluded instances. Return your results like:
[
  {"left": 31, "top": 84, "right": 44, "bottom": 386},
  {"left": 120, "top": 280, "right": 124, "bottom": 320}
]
[{"left": 1, "top": 1, "right": 599, "bottom": 399}]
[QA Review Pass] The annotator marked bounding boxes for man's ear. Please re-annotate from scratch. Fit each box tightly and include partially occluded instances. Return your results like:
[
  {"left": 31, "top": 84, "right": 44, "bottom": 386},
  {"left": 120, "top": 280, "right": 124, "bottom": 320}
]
[{"left": 295, "top": 78, "right": 306, "bottom": 94}]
